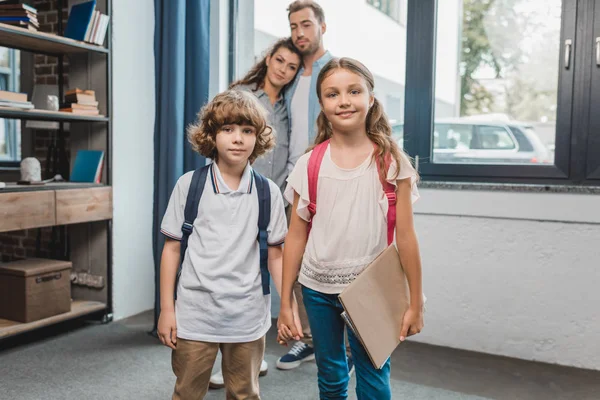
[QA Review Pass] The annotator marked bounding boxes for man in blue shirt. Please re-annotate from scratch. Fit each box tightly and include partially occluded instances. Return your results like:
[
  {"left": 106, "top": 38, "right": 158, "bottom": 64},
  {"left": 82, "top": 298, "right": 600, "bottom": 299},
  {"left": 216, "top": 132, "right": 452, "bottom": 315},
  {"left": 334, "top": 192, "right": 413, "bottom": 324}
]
[{"left": 285, "top": 0, "right": 333, "bottom": 174}]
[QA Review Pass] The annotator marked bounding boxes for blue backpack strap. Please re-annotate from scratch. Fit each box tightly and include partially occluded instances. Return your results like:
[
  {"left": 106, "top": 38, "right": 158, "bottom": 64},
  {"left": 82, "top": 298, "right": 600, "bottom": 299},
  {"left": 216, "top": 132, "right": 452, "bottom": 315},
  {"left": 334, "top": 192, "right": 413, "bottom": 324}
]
[
  {"left": 175, "top": 164, "right": 210, "bottom": 299},
  {"left": 253, "top": 170, "right": 271, "bottom": 295}
]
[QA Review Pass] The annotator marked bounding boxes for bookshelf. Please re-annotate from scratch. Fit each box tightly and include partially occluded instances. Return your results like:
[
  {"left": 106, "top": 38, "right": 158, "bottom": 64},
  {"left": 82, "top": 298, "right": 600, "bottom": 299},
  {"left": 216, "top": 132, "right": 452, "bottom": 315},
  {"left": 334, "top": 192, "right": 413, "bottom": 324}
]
[
  {"left": 0, "top": 22, "right": 109, "bottom": 55},
  {"left": 0, "top": 107, "right": 108, "bottom": 122},
  {"left": 0, "top": 0, "right": 113, "bottom": 339}
]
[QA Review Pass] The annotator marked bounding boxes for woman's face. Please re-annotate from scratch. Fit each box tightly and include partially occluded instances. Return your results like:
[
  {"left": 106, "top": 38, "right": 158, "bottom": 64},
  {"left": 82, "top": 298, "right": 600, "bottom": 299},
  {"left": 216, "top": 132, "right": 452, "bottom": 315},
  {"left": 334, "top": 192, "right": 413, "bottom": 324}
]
[{"left": 265, "top": 47, "right": 301, "bottom": 90}]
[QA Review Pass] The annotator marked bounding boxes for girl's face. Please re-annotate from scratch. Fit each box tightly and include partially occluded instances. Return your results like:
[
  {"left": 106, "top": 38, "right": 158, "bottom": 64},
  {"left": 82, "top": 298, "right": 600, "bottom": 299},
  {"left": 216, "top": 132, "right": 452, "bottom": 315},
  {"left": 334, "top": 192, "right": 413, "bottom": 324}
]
[
  {"left": 319, "top": 68, "right": 374, "bottom": 132},
  {"left": 265, "top": 47, "right": 301, "bottom": 90}
]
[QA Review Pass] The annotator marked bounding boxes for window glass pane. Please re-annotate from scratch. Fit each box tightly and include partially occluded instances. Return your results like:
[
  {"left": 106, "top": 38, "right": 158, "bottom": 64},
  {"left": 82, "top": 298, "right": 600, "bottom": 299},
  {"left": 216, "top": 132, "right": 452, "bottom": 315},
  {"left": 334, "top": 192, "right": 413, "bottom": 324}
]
[
  {"left": 433, "top": 0, "right": 561, "bottom": 165},
  {"left": 253, "top": 0, "right": 407, "bottom": 147},
  {"left": 0, "top": 47, "right": 9, "bottom": 68}
]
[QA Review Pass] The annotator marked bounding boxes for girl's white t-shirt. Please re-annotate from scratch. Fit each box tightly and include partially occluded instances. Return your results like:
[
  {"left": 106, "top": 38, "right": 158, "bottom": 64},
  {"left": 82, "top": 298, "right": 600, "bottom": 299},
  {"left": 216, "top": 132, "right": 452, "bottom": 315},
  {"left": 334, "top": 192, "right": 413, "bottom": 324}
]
[{"left": 284, "top": 143, "right": 419, "bottom": 294}]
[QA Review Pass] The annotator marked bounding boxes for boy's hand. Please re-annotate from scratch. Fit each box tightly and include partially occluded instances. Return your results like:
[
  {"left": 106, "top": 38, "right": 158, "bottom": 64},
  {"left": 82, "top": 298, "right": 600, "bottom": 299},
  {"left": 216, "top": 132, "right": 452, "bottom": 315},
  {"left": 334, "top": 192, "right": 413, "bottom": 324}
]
[
  {"left": 399, "top": 306, "right": 424, "bottom": 342},
  {"left": 277, "top": 307, "right": 302, "bottom": 345},
  {"left": 158, "top": 310, "right": 178, "bottom": 350}
]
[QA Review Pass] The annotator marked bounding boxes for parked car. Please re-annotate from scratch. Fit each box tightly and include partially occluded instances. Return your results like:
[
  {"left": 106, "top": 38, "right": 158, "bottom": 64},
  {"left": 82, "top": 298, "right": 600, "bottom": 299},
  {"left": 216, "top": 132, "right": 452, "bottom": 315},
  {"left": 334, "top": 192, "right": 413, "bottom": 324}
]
[{"left": 391, "top": 118, "right": 553, "bottom": 165}]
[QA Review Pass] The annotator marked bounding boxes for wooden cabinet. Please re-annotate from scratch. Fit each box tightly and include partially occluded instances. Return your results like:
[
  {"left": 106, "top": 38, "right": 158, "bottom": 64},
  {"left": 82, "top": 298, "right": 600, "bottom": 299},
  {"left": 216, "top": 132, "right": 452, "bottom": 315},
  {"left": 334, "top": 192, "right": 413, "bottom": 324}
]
[
  {"left": 0, "top": 186, "right": 112, "bottom": 233},
  {"left": 56, "top": 187, "right": 113, "bottom": 225},
  {"left": 0, "top": 191, "right": 55, "bottom": 232}
]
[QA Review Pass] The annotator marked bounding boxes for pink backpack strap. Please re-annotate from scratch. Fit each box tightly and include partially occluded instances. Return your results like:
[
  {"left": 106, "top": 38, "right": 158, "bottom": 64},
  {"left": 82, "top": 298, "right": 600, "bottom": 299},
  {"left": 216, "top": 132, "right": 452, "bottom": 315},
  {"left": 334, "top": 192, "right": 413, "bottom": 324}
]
[
  {"left": 307, "top": 139, "right": 330, "bottom": 234},
  {"left": 375, "top": 149, "right": 397, "bottom": 246}
]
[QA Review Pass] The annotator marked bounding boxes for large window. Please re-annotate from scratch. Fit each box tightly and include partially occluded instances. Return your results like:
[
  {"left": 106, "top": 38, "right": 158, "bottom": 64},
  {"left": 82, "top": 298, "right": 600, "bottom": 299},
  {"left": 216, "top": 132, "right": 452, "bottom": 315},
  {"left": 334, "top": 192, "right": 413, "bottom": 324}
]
[
  {"left": 0, "top": 47, "right": 21, "bottom": 165},
  {"left": 366, "top": 0, "right": 405, "bottom": 24},
  {"left": 405, "top": 0, "right": 600, "bottom": 184}
]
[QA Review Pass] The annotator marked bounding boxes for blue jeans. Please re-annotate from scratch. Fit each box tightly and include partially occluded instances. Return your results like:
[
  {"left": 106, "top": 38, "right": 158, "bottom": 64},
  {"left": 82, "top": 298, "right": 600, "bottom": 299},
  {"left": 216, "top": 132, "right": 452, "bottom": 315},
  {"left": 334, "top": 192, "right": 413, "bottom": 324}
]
[{"left": 302, "top": 285, "right": 392, "bottom": 400}]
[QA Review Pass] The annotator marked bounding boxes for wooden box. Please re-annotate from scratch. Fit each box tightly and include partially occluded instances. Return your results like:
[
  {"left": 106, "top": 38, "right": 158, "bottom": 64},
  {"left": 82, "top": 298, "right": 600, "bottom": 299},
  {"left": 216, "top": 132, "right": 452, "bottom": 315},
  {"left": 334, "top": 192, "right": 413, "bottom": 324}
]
[
  {"left": 55, "top": 187, "right": 113, "bottom": 225},
  {"left": 0, "top": 259, "right": 72, "bottom": 323}
]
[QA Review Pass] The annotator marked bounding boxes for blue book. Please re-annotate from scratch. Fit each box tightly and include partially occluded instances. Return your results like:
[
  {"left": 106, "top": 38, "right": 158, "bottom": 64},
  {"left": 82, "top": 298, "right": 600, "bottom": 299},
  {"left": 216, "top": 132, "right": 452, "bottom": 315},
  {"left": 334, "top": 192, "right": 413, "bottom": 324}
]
[
  {"left": 0, "top": 17, "right": 32, "bottom": 21},
  {"left": 70, "top": 150, "right": 104, "bottom": 183},
  {"left": 64, "top": 0, "right": 96, "bottom": 41}
]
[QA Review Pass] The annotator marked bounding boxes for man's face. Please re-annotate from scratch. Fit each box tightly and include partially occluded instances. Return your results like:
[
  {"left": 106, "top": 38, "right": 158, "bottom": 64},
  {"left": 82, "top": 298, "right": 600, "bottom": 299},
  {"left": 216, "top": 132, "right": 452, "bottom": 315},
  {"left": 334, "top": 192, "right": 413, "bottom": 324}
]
[{"left": 289, "top": 7, "right": 325, "bottom": 56}]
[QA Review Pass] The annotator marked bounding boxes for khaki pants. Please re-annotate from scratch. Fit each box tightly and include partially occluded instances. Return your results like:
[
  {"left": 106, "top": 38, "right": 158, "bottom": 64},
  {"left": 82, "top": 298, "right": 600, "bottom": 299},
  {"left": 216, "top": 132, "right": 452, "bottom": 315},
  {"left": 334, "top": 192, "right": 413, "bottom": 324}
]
[{"left": 171, "top": 336, "right": 265, "bottom": 400}]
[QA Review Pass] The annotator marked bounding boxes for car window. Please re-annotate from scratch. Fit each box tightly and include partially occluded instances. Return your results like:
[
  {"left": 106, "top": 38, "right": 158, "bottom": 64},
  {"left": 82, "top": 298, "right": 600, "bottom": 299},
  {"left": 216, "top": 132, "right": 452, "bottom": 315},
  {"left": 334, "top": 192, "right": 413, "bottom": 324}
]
[
  {"left": 434, "top": 124, "right": 472, "bottom": 149},
  {"left": 508, "top": 126, "right": 534, "bottom": 152},
  {"left": 474, "top": 126, "right": 516, "bottom": 150}
]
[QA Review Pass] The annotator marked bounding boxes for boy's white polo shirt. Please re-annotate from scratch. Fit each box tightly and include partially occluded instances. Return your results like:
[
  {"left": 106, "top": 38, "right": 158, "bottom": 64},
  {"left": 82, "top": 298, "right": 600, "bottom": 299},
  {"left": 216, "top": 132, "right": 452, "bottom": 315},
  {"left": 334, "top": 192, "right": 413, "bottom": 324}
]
[{"left": 160, "top": 162, "right": 287, "bottom": 343}]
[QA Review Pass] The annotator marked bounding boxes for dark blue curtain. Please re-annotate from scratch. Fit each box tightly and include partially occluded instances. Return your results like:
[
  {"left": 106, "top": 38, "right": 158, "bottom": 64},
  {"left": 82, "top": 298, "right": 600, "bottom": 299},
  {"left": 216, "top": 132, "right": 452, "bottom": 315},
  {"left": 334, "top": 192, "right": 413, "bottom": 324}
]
[{"left": 152, "top": 0, "right": 210, "bottom": 335}]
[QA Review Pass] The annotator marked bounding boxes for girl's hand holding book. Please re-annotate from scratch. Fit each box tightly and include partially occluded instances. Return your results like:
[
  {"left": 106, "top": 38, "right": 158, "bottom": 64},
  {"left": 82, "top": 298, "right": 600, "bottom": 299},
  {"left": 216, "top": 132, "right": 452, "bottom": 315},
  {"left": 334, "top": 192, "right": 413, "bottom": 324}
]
[{"left": 399, "top": 306, "right": 424, "bottom": 342}]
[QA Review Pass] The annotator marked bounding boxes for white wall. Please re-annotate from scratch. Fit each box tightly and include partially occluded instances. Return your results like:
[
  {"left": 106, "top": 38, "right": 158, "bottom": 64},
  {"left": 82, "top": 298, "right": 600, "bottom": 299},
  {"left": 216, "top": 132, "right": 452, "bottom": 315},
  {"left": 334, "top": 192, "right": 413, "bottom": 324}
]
[
  {"left": 111, "top": 0, "right": 156, "bottom": 320},
  {"left": 412, "top": 189, "right": 600, "bottom": 370}
]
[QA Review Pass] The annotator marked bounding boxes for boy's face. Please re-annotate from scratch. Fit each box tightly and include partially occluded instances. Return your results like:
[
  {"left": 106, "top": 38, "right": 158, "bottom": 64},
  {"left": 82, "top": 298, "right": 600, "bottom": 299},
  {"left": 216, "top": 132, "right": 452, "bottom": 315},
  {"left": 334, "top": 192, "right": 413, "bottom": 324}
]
[{"left": 215, "top": 124, "right": 257, "bottom": 166}]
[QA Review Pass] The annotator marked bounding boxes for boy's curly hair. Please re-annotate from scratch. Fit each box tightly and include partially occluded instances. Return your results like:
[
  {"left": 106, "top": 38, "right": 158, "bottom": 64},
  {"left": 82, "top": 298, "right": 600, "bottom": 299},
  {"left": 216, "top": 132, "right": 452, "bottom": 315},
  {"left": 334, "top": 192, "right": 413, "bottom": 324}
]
[{"left": 187, "top": 90, "right": 275, "bottom": 163}]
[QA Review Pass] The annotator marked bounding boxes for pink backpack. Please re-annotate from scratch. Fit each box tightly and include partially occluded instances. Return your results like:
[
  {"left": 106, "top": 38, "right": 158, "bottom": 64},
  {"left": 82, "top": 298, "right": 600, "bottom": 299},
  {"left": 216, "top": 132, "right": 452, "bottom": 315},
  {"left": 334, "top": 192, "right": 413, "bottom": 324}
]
[{"left": 306, "top": 139, "right": 397, "bottom": 246}]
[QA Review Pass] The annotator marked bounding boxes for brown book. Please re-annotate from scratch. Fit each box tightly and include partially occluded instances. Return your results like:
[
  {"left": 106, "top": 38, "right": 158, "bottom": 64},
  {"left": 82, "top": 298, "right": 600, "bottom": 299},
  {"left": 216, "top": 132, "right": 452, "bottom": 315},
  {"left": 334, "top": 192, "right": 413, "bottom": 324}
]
[
  {"left": 65, "top": 88, "right": 96, "bottom": 97},
  {"left": 59, "top": 107, "right": 100, "bottom": 115},
  {"left": 71, "top": 103, "right": 98, "bottom": 110},
  {"left": 338, "top": 245, "right": 411, "bottom": 369},
  {"left": 2, "top": 21, "right": 37, "bottom": 31},
  {"left": 0, "top": 90, "right": 27, "bottom": 103},
  {"left": 0, "top": 11, "right": 37, "bottom": 18},
  {"left": 65, "top": 92, "right": 96, "bottom": 105}
]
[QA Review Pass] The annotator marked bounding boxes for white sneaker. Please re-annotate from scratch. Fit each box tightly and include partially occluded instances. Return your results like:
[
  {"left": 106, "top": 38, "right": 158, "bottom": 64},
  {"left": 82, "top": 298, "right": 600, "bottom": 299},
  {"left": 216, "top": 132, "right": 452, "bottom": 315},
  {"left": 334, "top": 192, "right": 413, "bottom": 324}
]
[
  {"left": 209, "top": 359, "right": 268, "bottom": 390},
  {"left": 209, "top": 369, "right": 225, "bottom": 390},
  {"left": 260, "top": 359, "right": 268, "bottom": 376}
]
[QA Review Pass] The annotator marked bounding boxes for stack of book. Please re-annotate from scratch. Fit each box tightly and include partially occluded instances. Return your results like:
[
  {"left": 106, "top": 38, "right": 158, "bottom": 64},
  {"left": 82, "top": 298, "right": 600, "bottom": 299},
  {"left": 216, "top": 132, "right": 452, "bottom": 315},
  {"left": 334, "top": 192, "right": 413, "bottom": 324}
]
[
  {"left": 60, "top": 88, "right": 99, "bottom": 115},
  {"left": 0, "top": 3, "right": 39, "bottom": 31},
  {"left": 0, "top": 90, "right": 34, "bottom": 110},
  {"left": 64, "top": 0, "right": 109, "bottom": 45}
]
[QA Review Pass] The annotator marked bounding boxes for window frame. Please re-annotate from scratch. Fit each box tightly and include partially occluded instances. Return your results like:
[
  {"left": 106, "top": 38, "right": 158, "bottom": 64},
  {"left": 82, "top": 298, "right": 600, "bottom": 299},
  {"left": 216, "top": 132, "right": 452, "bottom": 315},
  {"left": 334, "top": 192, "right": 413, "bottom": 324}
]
[
  {"left": 0, "top": 47, "right": 20, "bottom": 168},
  {"left": 403, "top": 0, "right": 600, "bottom": 185}
]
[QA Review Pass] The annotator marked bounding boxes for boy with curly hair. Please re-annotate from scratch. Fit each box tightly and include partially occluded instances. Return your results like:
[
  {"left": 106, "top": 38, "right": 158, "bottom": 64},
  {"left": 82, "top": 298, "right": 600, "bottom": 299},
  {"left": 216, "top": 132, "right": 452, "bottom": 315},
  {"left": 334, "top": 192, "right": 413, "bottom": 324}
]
[{"left": 158, "top": 89, "right": 288, "bottom": 399}]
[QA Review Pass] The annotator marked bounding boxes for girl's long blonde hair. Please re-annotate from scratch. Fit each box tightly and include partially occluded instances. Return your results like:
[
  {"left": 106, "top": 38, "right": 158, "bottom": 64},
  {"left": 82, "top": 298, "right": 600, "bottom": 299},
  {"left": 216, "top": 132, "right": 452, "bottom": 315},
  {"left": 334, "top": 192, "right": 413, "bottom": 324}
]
[{"left": 313, "top": 57, "right": 411, "bottom": 182}]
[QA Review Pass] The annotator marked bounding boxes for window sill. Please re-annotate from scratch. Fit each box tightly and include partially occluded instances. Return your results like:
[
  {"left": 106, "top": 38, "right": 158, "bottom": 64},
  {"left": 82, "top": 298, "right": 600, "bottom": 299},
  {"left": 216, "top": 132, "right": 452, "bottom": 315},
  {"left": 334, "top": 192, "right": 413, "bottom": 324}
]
[
  {"left": 415, "top": 183, "right": 600, "bottom": 224},
  {"left": 418, "top": 181, "right": 600, "bottom": 195}
]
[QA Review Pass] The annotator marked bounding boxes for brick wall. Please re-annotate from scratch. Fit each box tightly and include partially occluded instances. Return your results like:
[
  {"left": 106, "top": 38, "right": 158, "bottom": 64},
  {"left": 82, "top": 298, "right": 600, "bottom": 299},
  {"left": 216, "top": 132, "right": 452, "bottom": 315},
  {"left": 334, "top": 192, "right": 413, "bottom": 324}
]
[{"left": 1, "top": 0, "right": 71, "bottom": 262}]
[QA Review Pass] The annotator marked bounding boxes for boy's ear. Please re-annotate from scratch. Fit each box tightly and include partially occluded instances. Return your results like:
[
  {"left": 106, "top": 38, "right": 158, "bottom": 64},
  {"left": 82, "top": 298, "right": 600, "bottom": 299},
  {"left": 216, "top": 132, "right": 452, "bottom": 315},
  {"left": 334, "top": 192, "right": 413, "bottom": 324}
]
[{"left": 321, "top": 22, "right": 327, "bottom": 35}]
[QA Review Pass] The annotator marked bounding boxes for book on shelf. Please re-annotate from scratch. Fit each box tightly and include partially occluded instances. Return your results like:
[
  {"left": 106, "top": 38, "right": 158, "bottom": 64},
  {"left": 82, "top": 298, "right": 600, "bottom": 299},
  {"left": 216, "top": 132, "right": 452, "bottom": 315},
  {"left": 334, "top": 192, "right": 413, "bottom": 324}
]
[
  {"left": 64, "top": 0, "right": 110, "bottom": 45},
  {"left": 61, "top": 87, "right": 100, "bottom": 115},
  {"left": 64, "top": 92, "right": 96, "bottom": 105},
  {"left": 59, "top": 107, "right": 99, "bottom": 115},
  {"left": 0, "top": 3, "right": 38, "bottom": 30},
  {"left": 0, "top": 4, "right": 37, "bottom": 14},
  {"left": 0, "top": 99, "right": 34, "bottom": 109},
  {"left": 0, "top": 90, "right": 34, "bottom": 109},
  {"left": 0, "top": 90, "right": 27, "bottom": 103},
  {"left": 66, "top": 88, "right": 95, "bottom": 96},
  {"left": 70, "top": 150, "right": 104, "bottom": 183},
  {"left": 1, "top": 20, "right": 37, "bottom": 31}
]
